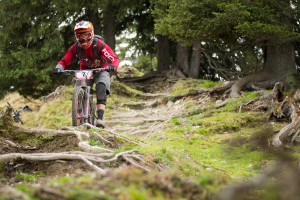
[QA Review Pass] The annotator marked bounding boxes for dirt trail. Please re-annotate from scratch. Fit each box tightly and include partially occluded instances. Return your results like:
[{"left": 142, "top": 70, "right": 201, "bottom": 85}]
[
  {"left": 107, "top": 102, "right": 175, "bottom": 135},
  {"left": 105, "top": 83, "right": 189, "bottom": 139},
  {"left": 0, "top": 76, "right": 197, "bottom": 185}
]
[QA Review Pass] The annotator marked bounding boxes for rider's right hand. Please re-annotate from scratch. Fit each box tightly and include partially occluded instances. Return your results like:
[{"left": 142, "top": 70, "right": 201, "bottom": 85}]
[{"left": 53, "top": 64, "right": 65, "bottom": 75}]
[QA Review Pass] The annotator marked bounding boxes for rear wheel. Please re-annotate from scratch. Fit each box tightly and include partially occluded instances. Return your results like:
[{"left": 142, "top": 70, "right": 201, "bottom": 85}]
[{"left": 72, "top": 88, "right": 86, "bottom": 126}]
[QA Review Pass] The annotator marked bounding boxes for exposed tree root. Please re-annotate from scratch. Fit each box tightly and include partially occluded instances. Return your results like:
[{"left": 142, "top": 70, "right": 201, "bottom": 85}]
[
  {"left": 106, "top": 118, "right": 166, "bottom": 124},
  {"left": 209, "top": 81, "right": 300, "bottom": 148},
  {"left": 229, "top": 72, "right": 269, "bottom": 98},
  {"left": 0, "top": 107, "right": 150, "bottom": 175},
  {"left": 41, "top": 86, "right": 65, "bottom": 101},
  {"left": 123, "top": 123, "right": 164, "bottom": 136},
  {"left": 121, "top": 72, "right": 162, "bottom": 83},
  {"left": 269, "top": 85, "right": 300, "bottom": 148},
  {"left": 173, "top": 81, "right": 235, "bottom": 100},
  {"left": 0, "top": 150, "right": 148, "bottom": 175},
  {"left": 120, "top": 68, "right": 186, "bottom": 83},
  {"left": 120, "top": 100, "right": 160, "bottom": 109},
  {"left": 70, "top": 123, "right": 145, "bottom": 146},
  {"left": 270, "top": 98, "right": 300, "bottom": 148}
]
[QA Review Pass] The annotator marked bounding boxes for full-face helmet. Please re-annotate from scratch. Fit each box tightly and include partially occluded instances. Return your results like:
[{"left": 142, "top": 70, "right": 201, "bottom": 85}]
[{"left": 74, "top": 21, "right": 94, "bottom": 49}]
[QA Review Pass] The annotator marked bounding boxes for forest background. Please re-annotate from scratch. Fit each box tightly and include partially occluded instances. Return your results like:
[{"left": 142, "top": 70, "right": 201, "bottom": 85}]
[
  {"left": 1, "top": 0, "right": 300, "bottom": 98},
  {"left": 1, "top": 0, "right": 300, "bottom": 199}
]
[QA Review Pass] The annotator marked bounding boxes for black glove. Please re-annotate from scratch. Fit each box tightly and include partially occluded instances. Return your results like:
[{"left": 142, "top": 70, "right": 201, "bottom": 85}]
[
  {"left": 106, "top": 64, "right": 116, "bottom": 72},
  {"left": 53, "top": 64, "right": 65, "bottom": 75}
]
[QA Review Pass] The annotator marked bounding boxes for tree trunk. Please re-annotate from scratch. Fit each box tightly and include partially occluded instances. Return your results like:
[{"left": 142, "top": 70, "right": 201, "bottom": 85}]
[
  {"left": 189, "top": 42, "right": 201, "bottom": 78},
  {"left": 230, "top": 42, "right": 296, "bottom": 98},
  {"left": 86, "top": 8, "right": 101, "bottom": 35},
  {"left": 176, "top": 42, "right": 190, "bottom": 75},
  {"left": 103, "top": 3, "right": 116, "bottom": 50},
  {"left": 156, "top": 35, "right": 170, "bottom": 72},
  {"left": 263, "top": 42, "right": 295, "bottom": 76}
]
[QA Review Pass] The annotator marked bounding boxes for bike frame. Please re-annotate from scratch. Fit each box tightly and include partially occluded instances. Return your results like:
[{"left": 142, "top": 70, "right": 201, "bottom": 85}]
[{"left": 64, "top": 68, "right": 105, "bottom": 125}]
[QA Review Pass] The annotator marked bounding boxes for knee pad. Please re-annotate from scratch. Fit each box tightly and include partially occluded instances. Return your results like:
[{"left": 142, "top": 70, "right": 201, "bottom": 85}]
[{"left": 96, "top": 82, "right": 107, "bottom": 105}]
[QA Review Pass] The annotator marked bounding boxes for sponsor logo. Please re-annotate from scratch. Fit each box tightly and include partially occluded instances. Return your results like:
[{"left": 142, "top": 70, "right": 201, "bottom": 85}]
[
  {"left": 91, "top": 59, "right": 101, "bottom": 68},
  {"left": 102, "top": 48, "right": 115, "bottom": 62}
]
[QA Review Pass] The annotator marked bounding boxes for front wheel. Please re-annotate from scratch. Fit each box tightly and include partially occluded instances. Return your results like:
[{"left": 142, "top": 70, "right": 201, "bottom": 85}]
[
  {"left": 72, "top": 88, "right": 86, "bottom": 126},
  {"left": 88, "top": 95, "right": 96, "bottom": 125}
]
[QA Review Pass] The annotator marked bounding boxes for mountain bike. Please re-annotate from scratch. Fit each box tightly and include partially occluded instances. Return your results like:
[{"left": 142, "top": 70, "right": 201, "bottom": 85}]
[
  {"left": 63, "top": 68, "right": 106, "bottom": 126},
  {"left": 6, "top": 102, "right": 32, "bottom": 124}
]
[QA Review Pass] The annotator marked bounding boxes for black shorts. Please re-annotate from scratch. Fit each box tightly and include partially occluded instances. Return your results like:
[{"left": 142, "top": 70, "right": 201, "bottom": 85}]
[{"left": 89, "top": 71, "right": 111, "bottom": 95}]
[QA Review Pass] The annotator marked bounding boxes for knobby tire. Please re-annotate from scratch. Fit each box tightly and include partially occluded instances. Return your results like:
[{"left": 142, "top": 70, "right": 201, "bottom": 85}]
[
  {"left": 89, "top": 94, "right": 96, "bottom": 126},
  {"left": 72, "top": 88, "right": 86, "bottom": 126}
]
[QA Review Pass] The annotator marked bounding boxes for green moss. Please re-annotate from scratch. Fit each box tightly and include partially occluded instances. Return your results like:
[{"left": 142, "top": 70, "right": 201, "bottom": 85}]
[
  {"left": 196, "top": 171, "right": 228, "bottom": 193},
  {"left": 48, "top": 176, "right": 74, "bottom": 185},
  {"left": 114, "top": 145, "right": 136, "bottom": 153},
  {"left": 138, "top": 116, "right": 273, "bottom": 180},
  {"left": 200, "top": 80, "right": 222, "bottom": 88},
  {"left": 16, "top": 172, "right": 44, "bottom": 182},
  {"left": 1, "top": 76, "right": 293, "bottom": 199},
  {"left": 111, "top": 82, "right": 144, "bottom": 97},
  {"left": 169, "top": 118, "right": 181, "bottom": 125},
  {"left": 215, "top": 91, "right": 260, "bottom": 112},
  {"left": 39, "top": 134, "right": 54, "bottom": 141},
  {"left": 43, "top": 175, "right": 113, "bottom": 199},
  {"left": 187, "top": 110, "right": 268, "bottom": 134},
  {"left": 23, "top": 87, "right": 73, "bottom": 128},
  {"left": 184, "top": 108, "right": 206, "bottom": 117},
  {"left": 285, "top": 73, "right": 300, "bottom": 93},
  {"left": 124, "top": 185, "right": 149, "bottom": 200},
  {"left": 163, "top": 95, "right": 176, "bottom": 103},
  {"left": 11, "top": 132, "right": 55, "bottom": 147},
  {"left": 171, "top": 79, "right": 222, "bottom": 95},
  {"left": 77, "top": 174, "right": 95, "bottom": 184},
  {"left": 66, "top": 187, "right": 112, "bottom": 200},
  {"left": 89, "top": 138, "right": 103, "bottom": 146},
  {"left": 15, "top": 184, "right": 37, "bottom": 200}
]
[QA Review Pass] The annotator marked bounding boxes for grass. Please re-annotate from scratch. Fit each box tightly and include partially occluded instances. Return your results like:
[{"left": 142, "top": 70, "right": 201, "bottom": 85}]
[
  {"left": 23, "top": 168, "right": 208, "bottom": 200},
  {"left": 189, "top": 112, "right": 268, "bottom": 133},
  {"left": 170, "top": 79, "right": 222, "bottom": 95},
  {"left": 4, "top": 87, "right": 74, "bottom": 129},
  {"left": 137, "top": 93, "right": 275, "bottom": 185},
  {"left": 0, "top": 79, "right": 295, "bottom": 199},
  {"left": 16, "top": 172, "right": 45, "bottom": 182},
  {"left": 89, "top": 138, "right": 104, "bottom": 146},
  {"left": 111, "top": 81, "right": 144, "bottom": 97},
  {"left": 139, "top": 125, "right": 273, "bottom": 181}
]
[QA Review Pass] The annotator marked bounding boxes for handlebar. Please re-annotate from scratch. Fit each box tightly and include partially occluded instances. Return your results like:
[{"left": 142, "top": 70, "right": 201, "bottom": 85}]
[{"left": 62, "top": 68, "right": 107, "bottom": 75}]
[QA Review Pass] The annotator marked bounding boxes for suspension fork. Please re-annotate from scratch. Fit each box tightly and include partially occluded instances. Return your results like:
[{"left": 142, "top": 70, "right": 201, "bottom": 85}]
[{"left": 84, "top": 86, "right": 91, "bottom": 119}]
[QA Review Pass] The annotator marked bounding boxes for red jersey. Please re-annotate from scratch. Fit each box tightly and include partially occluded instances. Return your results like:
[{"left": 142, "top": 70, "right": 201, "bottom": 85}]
[{"left": 58, "top": 39, "right": 119, "bottom": 70}]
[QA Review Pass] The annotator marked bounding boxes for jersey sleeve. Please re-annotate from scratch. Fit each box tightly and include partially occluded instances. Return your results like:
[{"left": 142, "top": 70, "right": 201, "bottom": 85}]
[
  {"left": 58, "top": 44, "right": 77, "bottom": 69},
  {"left": 98, "top": 40, "right": 120, "bottom": 69}
]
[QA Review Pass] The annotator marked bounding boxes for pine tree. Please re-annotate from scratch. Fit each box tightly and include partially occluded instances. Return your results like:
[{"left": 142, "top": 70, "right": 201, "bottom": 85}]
[{"left": 151, "top": 0, "right": 300, "bottom": 94}]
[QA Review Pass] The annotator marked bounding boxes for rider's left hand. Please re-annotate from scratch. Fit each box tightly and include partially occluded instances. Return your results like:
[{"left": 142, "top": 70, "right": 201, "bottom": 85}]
[{"left": 106, "top": 64, "right": 116, "bottom": 72}]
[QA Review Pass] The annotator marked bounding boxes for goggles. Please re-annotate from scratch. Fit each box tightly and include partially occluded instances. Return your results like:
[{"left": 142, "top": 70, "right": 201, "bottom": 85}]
[{"left": 75, "top": 31, "right": 92, "bottom": 42}]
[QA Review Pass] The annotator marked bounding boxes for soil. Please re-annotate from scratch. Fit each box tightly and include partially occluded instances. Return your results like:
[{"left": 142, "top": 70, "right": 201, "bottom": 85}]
[
  {"left": 0, "top": 131, "right": 86, "bottom": 185},
  {"left": 1, "top": 74, "right": 299, "bottom": 199},
  {"left": 0, "top": 74, "right": 196, "bottom": 186}
]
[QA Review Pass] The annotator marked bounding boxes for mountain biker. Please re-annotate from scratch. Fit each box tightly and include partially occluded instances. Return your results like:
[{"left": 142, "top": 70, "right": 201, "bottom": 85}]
[{"left": 53, "top": 20, "right": 120, "bottom": 128}]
